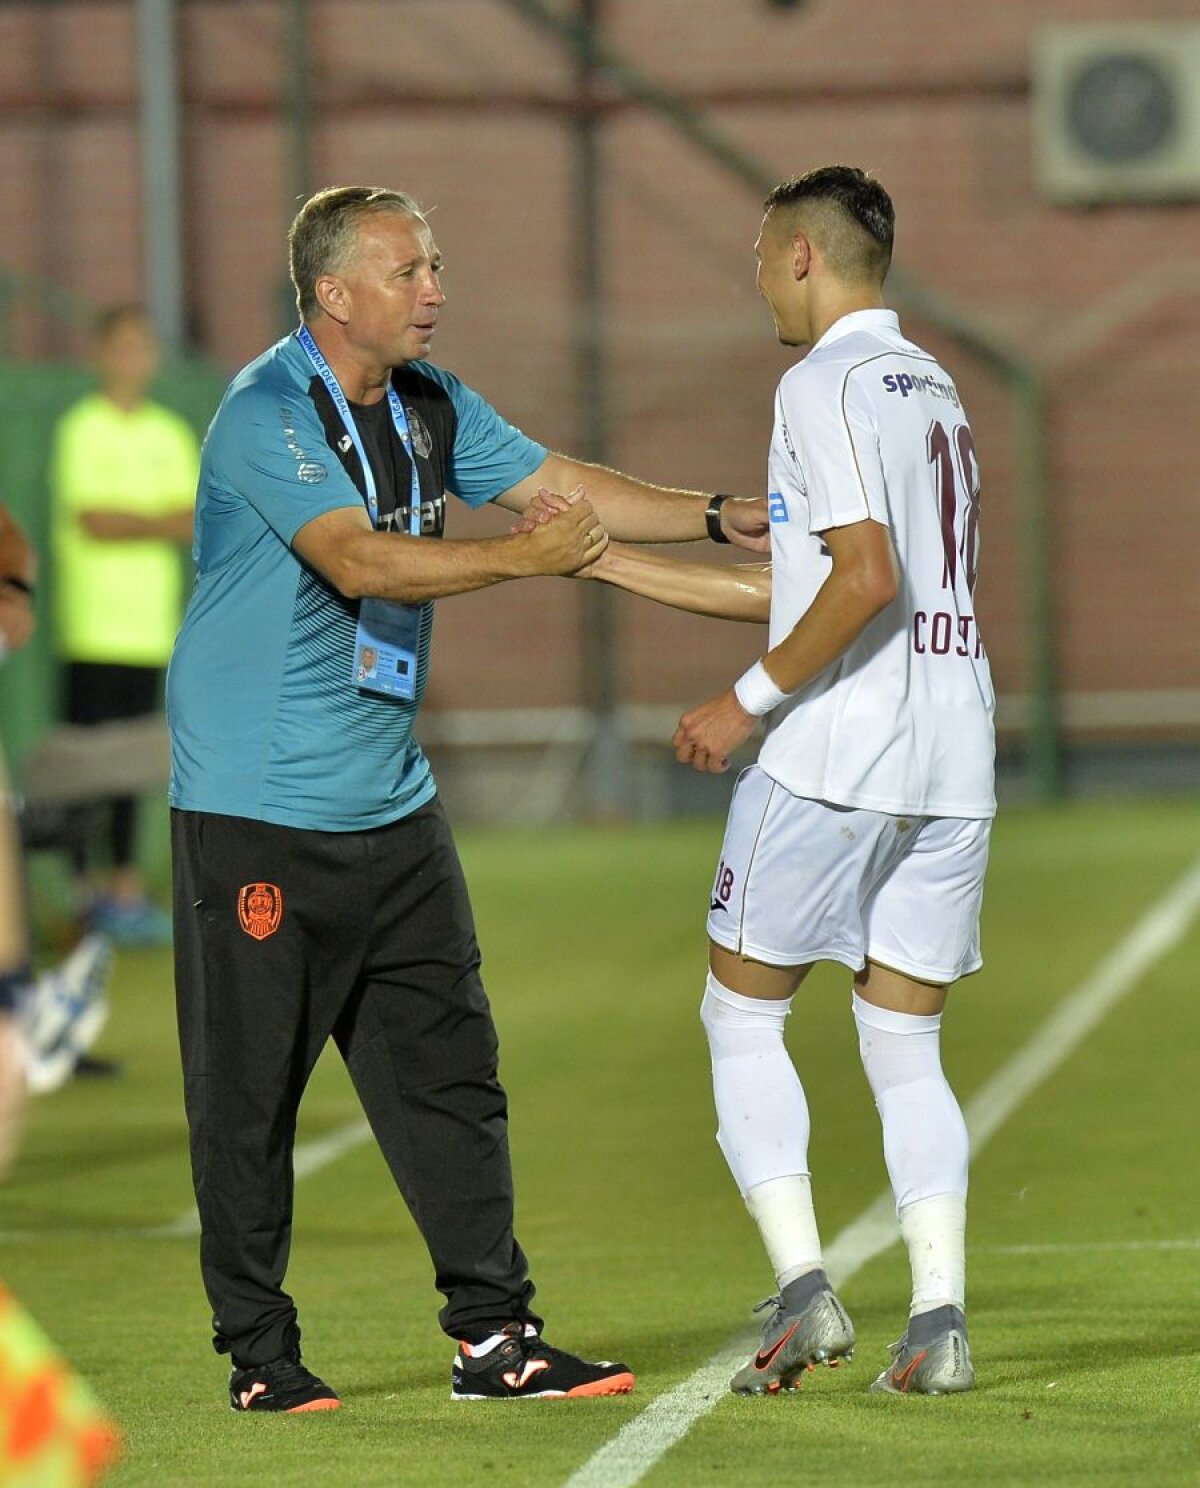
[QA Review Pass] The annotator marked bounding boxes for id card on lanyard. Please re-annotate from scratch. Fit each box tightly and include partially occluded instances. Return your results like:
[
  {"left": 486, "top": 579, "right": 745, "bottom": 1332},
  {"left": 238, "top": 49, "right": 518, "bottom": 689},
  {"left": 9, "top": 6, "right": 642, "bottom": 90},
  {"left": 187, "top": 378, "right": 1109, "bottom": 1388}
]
[{"left": 297, "top": 326, "right": 426, "bottom": 701}]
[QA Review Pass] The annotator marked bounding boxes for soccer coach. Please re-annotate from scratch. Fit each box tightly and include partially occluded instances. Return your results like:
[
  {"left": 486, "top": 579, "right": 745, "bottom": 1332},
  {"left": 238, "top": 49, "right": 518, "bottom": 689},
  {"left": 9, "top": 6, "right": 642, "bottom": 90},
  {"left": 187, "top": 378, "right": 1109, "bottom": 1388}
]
[{"left": 167, "top": 184, "right": 768, "bottom": 1413}]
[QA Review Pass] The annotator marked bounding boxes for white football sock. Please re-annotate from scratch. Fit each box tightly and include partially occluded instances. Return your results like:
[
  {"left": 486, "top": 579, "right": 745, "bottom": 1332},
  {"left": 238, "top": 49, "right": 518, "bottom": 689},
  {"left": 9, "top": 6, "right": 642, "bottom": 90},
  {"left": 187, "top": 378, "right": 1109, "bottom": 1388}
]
[
  {"left": 745, "top": 1175, "right": 824, "bottom": 1290},
  {"left": 899, "top": 1192, "right": 967, "bottom": 1316},
  {"left": 700, "top": 973, "right": 823, "bottom": 1287},
  {"left": 853, "top": 991, "right": 968, "bottom": 1315}
]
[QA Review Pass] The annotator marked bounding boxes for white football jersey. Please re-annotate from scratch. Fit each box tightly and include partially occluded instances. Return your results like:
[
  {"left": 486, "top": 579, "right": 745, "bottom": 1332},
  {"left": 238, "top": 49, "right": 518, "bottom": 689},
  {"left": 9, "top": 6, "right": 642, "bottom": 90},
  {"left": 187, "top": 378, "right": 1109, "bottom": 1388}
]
[{"left": 758, "top": 308, "right": 996, "bottom": 819}]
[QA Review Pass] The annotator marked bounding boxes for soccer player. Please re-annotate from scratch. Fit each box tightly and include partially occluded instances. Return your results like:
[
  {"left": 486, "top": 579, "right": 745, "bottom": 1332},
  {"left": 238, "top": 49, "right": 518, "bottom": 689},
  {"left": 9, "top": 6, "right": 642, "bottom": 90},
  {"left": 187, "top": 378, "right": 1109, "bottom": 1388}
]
[
  {"left": 168, "top": 185, "right": 768, "bottom": 1412},
  {"left": 567, "top": 165, "right": 995, "bottom": 1396}
]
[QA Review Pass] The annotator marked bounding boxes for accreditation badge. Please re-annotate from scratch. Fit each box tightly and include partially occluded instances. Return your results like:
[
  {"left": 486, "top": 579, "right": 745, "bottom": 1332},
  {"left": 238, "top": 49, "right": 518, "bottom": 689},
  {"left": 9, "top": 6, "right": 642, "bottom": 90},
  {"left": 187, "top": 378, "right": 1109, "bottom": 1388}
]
[{"left": 352, "top": 598, "right": 423, "bottom": 700}]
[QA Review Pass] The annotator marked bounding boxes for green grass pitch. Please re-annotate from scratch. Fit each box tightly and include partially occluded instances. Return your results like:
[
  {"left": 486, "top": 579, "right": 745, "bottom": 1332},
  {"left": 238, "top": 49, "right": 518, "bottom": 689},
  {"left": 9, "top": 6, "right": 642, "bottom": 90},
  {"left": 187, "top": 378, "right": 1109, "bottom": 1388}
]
[{"left": 3, "top": 800, "right": 1199, "bottom": 1486}]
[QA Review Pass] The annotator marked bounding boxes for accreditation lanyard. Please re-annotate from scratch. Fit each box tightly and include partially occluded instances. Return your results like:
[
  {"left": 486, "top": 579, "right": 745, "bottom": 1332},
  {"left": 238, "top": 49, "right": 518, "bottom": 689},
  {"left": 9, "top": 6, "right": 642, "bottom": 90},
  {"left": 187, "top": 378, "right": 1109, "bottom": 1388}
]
[
  {"left": 296, "top": 325, "right": 425, "bottom": 700},
  {"left": 296, "top": 325, "right": 422, "bottom": 535}
]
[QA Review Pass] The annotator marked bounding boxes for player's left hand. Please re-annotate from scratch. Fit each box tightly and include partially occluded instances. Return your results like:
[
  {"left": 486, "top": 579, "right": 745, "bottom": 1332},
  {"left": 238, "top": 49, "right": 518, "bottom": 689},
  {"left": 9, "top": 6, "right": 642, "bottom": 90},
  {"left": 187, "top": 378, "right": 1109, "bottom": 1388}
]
[
  {"left": 722, "top": 496, "right": 771, "bottom": 554},
  {"left": 673, "top": 689, "right": 756, "bottom": 773},
  {"left": 511, "top": 485, "right": 581, "bottom": 535},
  {"left": 513, "top": 487, "right": 612, "bottom": 578}
]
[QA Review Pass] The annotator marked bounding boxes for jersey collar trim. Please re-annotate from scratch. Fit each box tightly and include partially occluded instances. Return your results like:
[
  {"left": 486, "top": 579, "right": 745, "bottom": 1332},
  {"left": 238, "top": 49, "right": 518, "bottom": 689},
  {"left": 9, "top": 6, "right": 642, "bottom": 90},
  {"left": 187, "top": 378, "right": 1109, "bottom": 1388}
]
[{"left": 811, "top": 308, "right": 900, "bottom": 352}]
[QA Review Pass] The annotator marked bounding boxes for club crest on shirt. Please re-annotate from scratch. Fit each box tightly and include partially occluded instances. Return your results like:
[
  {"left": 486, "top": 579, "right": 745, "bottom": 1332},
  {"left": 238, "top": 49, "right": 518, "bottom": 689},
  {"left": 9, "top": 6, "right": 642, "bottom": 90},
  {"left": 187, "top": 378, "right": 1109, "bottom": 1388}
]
[
  {"left": 406, "top": 408, "right": 433, "bottom": 460},
  {"left": 237, "top": 882, "right": 284, "bottom": 940}
]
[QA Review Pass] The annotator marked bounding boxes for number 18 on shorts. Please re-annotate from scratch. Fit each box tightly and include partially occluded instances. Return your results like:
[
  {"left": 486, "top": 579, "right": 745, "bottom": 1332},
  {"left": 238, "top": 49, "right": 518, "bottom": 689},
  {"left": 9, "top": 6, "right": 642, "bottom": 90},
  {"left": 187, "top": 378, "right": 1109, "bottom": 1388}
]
[{"left": 706, "top": 766, "right": 990, "bottom": 985}]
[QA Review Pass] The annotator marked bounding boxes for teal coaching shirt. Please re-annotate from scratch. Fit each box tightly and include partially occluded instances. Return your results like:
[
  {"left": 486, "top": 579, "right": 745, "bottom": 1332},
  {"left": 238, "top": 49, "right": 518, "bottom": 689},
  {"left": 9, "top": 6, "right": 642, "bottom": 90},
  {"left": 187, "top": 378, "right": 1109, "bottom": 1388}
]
[{"left": 167, "top": 333, "right": 546, "bottom": 830}]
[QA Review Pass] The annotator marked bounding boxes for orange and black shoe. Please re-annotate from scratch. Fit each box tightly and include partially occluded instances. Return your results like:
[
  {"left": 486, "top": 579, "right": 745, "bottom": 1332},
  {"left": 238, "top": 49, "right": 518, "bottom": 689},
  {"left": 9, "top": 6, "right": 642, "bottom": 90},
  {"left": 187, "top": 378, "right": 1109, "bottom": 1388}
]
[
  {"left": 452, "top": 1323, "right": 635, "bottom": 1401},
  {"left": 229, "top": 1349, "right": 340, "bottom": 1413}
]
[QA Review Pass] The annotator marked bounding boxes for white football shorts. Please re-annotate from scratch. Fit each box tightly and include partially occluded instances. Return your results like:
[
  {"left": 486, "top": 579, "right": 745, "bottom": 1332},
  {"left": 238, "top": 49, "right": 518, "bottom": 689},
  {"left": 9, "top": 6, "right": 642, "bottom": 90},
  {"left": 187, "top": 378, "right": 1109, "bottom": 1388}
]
[{"left": 706, "top": 765, "right": 991, "bottom": 984}]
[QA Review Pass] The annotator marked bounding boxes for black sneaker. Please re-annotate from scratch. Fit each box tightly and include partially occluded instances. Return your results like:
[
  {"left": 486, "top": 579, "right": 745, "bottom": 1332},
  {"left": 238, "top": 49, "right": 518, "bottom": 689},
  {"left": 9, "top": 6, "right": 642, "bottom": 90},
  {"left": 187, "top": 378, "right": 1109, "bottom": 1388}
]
[
  {"left": 452, "top": 1323, "right": 635, "bottom": 1400},
  {"left": 229, "top": 1350, "right": 340, "bottom": 1413}
]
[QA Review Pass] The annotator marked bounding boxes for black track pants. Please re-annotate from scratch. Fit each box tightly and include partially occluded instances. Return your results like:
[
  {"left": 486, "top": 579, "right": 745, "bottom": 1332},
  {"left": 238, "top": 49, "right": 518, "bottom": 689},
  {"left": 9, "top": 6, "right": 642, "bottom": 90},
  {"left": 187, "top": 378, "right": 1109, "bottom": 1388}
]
[{"left": 171, "top": 799, "right": 538, "bottom": 1368}]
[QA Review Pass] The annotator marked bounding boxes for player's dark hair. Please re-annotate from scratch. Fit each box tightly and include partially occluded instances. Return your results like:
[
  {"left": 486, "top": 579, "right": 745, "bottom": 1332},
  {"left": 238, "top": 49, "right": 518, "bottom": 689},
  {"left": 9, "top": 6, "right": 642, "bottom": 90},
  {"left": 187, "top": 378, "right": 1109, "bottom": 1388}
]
[
  {"left": 764, "top": 166, "right": 894, "bottom": 282},
  {"left": 288, "top": 185, "right": 425, "bottom": 321}
]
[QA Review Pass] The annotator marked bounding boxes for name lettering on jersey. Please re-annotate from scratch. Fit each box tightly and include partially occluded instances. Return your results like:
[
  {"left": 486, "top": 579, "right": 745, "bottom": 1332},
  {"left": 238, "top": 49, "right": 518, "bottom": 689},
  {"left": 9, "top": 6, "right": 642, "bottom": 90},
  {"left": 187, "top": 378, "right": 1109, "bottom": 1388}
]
[
  {"left": 882, "top": 372, "right": 960, "bottom": 408},
  {"left": 913, "top": 610, "right": 986, "bottom": 660},
  {"left": 768, "top": 491, "right": 789, "bottom": 523},
  {"left": 377, "top": 494, "right": 446, "bottom": 538}
]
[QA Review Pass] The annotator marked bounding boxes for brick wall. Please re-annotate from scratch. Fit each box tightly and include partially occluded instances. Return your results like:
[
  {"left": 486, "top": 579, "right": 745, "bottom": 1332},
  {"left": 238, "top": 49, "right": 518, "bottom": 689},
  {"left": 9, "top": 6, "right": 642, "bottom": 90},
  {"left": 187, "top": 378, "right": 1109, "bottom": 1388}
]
[{"left": 1, "top": 0, "right": 1196, "bottom": 730}]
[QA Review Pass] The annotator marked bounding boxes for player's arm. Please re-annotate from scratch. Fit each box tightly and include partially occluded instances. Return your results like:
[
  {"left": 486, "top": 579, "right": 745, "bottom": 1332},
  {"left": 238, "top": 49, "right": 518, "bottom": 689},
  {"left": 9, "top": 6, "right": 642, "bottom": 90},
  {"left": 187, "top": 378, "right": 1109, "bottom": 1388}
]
[
  {"left": 80, "top": 425, "right": 198, "bottom": 544},
  {"left": 497, "top": 452, "right": 770, "bottom": 554},
  {"left": 588, "top": 542, "right": 771, "bottom": 623},
  {"left": 513, "top": 488, "right": 771, "bottom": 620},
  {"left": 54, "top": 414, "right": 195, "bottom": 544},
  {"left": 0, "top": 503, "right": 36, "bottom": 657},
  {"left": 76, "top": 509, "right": 194, "bottom": 543},
  {"left": 292, "top": 499, "right": 607, "bottom": 603},
  {"left": 673, "top": 517, "right": 898, "bottom": 772}
]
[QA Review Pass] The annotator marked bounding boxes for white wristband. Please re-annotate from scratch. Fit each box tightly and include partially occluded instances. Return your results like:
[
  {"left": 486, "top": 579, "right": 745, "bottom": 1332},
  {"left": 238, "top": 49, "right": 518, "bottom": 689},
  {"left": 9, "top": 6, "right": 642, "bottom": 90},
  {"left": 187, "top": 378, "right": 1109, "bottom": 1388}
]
[{"left": 734, "top": 659, "right": 789, "bottom": 717}]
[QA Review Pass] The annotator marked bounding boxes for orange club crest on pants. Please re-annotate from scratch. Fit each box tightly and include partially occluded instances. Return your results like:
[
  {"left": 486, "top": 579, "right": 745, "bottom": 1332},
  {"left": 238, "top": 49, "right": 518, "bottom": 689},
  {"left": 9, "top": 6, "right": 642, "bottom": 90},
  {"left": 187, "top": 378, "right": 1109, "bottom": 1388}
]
[{"left": 237, "top": 883, "right": 284, "bottom": 940}]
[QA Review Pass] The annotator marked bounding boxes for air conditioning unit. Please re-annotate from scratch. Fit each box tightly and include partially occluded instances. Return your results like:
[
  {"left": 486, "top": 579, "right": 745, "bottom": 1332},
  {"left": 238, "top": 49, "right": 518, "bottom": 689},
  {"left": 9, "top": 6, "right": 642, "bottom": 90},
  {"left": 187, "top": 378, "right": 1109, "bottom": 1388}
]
[{"left": 1032, "top": 23, "right": 1200, "bottom": 204}]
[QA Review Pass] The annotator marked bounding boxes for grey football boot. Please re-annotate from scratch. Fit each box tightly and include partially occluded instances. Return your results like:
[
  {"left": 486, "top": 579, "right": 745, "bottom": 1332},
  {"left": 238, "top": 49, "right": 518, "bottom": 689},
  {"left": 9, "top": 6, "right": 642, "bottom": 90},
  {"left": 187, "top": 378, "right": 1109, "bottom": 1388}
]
[
  {"left": 730, "top": 1269, "right": 856, "bottom": 1395},
  {"left": 871, "top": 1304, "right": 975, "bottom": 1395}
]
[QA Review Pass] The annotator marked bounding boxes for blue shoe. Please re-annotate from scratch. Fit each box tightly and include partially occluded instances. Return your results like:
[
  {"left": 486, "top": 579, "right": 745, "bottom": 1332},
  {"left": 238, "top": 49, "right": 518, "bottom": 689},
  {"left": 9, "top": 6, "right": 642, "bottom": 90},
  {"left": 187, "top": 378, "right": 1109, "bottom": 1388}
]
[{"left": 88, "top": 897, "right": 173, "bottom": 948}]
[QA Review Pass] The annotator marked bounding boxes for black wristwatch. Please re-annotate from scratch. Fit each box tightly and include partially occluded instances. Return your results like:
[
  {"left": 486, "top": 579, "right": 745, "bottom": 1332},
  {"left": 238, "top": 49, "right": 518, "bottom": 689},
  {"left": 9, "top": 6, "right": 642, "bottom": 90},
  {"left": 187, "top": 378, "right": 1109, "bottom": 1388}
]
[{"left": 705, "top": 494, "right": 732, "bottom": 545}]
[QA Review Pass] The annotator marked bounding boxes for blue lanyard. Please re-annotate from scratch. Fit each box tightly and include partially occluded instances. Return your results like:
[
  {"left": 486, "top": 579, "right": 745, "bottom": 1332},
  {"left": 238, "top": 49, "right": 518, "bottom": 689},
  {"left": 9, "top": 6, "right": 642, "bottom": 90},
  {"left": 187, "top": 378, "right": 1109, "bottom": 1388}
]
[{"left": 296, "top": 325, "right": 422, "bottom": 538}]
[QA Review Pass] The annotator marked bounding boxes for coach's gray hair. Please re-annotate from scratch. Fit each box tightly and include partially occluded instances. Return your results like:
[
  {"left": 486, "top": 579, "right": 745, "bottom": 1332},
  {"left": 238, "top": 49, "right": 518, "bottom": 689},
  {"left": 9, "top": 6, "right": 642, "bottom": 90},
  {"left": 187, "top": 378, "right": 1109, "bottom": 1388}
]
[{"left": 288, "top": 186, "right": 425, "bottom": 321}]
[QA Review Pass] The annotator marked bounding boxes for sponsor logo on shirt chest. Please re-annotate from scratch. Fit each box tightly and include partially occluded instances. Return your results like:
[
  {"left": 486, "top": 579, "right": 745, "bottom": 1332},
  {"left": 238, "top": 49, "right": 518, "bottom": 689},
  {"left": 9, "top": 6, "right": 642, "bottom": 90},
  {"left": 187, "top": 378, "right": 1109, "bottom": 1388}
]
[{"left": 882, "top": 371, "right": 960, "bottom": 408}]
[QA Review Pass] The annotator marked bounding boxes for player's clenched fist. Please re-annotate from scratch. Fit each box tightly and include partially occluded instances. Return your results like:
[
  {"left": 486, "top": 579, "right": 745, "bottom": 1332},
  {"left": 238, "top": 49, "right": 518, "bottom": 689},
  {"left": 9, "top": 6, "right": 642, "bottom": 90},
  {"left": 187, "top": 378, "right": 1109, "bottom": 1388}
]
[{"left": 673, "top": 689, "right": 756, "bottom": 773}]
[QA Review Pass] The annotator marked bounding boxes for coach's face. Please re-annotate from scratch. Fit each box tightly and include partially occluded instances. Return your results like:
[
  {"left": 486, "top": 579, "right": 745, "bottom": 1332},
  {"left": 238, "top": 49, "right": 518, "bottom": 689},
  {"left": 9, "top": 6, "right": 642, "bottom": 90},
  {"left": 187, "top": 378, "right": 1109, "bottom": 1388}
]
[
  {"left": 755, "top": 211, "right": 809, "bottom": 348},
  {"left": 333, "top": 211, "right": 446, "bottom": 368}
]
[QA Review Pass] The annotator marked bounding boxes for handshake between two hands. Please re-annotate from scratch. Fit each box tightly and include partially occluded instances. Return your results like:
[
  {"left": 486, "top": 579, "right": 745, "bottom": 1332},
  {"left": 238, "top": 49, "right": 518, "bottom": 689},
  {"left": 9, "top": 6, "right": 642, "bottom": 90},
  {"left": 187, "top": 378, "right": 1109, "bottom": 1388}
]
[
  {"left": 511, "top": 485, "right": 758, "bottom": 778},
  {"left": 510, "top": 485, "right": 608, "bottom": 578}
]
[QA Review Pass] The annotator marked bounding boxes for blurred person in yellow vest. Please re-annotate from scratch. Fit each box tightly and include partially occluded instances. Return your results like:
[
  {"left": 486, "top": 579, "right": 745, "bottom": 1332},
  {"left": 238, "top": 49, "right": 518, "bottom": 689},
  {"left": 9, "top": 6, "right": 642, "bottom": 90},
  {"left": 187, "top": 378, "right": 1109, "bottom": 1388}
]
[{"left": 51, "top": 306, "right": 199, "bottom": 947}]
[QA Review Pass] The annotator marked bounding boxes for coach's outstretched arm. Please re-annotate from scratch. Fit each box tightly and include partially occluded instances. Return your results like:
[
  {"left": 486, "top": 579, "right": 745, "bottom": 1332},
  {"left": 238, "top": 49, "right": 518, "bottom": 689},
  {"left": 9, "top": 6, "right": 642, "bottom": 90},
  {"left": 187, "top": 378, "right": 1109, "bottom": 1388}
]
[
  {"left": 498, "top": 453, "right": 770, "bottom": 553},
  {"left": 292, "top": 494, "right": 607, "bottom": 602},
  {"left": 673, "top": 516, "right": 899, "bottom": 773}
]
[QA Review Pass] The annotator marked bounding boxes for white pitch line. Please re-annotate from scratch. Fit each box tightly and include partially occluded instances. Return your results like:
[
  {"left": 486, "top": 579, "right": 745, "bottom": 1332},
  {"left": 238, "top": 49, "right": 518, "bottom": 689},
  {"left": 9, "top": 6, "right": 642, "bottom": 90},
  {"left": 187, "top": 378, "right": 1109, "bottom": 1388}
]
[
  {"left": 976, "top": 1238, "right": 1200, "bottom": 1257},
  {"left": 564, "top": 852, "right": 1200, "bottom": 1488},
  {"left": 138, "top": 1117, "right": 371, "bottom": 1239}
]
